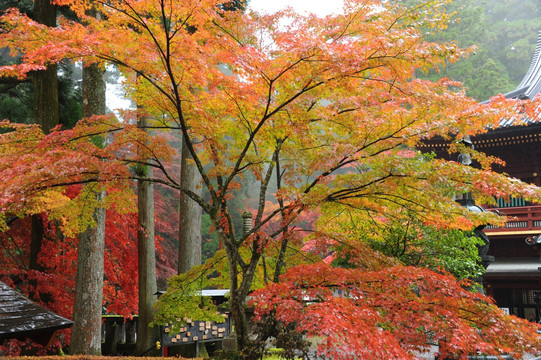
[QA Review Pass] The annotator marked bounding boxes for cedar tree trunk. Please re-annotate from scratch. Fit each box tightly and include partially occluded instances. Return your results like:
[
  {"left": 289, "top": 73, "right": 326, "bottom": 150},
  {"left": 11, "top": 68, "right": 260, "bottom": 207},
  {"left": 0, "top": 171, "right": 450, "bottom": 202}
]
[
  {"left": 29, "top": 0, "right": 59, "bottom": 272},
  {"left": 135, "top": 111, "right": 159, "bottom": 355},
  {"left": 178, "top": 139, "right": 202, "bottom": 274},
  {"left": 70, "top": 62, "right": 106, "bottom": 355},
  {"left": 70, "top": 192, "right": 106, "bottom": 355}
]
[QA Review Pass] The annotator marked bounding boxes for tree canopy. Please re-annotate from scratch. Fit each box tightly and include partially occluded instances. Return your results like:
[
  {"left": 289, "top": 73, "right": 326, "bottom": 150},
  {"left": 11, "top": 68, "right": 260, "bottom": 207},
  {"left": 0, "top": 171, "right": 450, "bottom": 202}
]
[{"left": 1, "top": 0, "right": 541, "bottom": 358}]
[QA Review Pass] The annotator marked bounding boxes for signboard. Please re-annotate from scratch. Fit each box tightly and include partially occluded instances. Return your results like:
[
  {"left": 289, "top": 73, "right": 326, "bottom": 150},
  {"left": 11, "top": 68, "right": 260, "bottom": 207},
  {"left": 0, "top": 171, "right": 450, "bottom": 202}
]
[{"left": 161, "top": 315, "right": 231, "bottom": 346}]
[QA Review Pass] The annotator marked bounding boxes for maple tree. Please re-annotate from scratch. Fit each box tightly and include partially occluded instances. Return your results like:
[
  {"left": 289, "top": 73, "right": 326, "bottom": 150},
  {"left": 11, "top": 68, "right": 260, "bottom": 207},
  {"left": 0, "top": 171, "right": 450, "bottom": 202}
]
[
  {"left": 314, "top": 212, "right": 487, "bottom": 281},
  {"left": 250, "top": 262, "right": 541, "bottom": 360},
  {"left": 2, "top": 0, "right": 541, "bottom": 357}
]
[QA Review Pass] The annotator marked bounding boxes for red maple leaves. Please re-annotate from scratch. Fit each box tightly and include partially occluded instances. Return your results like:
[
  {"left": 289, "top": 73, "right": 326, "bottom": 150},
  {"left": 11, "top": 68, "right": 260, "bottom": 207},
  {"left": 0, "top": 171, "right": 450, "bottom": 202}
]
[{"left": 251, "top": 263, "right": 541, "bottom": 359}]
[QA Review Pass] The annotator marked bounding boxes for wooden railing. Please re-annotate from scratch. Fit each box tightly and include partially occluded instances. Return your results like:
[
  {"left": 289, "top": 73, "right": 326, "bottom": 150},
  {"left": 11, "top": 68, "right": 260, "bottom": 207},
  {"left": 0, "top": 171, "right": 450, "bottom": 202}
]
[{"left": 484, "top": 205, "right": 541, "bottom": 233}]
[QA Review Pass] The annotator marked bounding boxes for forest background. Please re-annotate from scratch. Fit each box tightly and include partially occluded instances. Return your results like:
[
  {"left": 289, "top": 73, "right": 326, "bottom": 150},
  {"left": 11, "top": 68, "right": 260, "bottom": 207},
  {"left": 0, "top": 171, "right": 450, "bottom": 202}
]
[{"left": 1, "top": 0, "right": 541, "bottom": 358}]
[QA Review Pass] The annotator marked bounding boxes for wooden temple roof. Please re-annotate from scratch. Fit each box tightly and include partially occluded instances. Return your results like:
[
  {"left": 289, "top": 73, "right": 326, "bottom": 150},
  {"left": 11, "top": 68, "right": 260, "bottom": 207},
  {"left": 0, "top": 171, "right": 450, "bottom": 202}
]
[
  {"left": 504, "top": 32, "right": 541, "bottom": 101},
  {"left": 0, "top": 281, "right": 73, "bottom": 346},
  {"left": 490, "top": 31, "right": 541, "bottom": 128},
  {"left": 421, "top": 32, "right": 541, "bottom": 155}
]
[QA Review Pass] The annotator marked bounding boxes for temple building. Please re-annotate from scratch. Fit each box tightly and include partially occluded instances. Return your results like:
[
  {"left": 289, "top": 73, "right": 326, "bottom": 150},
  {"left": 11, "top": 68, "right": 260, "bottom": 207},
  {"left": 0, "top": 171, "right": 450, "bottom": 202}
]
[
  {"left": 422, "top": 33, "right": 541, "bottom": 320},
  {"left": 480, "top": 33, "right": 541, "bottom": 320}
]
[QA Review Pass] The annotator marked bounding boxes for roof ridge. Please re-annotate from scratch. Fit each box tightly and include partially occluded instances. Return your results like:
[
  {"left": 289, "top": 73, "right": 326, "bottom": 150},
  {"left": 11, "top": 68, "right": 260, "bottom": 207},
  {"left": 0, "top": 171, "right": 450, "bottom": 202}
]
[{"left": 517, "top": 31, "right": 541, "bottom": 91}]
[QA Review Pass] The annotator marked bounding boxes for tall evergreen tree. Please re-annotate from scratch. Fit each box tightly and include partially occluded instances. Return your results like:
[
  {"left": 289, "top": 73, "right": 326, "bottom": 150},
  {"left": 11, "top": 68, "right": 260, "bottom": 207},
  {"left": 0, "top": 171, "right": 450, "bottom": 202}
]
[
  {"left": 70, "top": 61, "right": 106, "bottom": 355},
  {"left": 69, "top": 8, "right": 107, "bottom": 352},
  {"left": 135, "top": 104, "right": 159, "bottom": 355},
  {"left": 178, "top": 141, "right": 202, "bottom": 273},
  {"left": 29, "top": 0, "right": 59, "bottom": 274}
]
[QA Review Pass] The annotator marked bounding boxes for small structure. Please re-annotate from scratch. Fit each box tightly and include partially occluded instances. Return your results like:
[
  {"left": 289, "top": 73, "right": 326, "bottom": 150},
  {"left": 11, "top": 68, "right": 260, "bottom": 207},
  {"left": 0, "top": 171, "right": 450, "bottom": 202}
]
[
  {"left": 0, "top": 281, "right": 73, "bottom": 346},
  {"left": 157, "top": 289, "right": 231, "bottom": 357}
]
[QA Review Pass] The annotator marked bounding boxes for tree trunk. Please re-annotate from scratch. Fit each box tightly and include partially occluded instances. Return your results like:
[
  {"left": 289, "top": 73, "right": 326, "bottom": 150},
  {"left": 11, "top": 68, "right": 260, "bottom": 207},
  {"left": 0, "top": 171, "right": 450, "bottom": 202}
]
[
  {"left": 222, "top": 234, "right": 249, "bottom": 351},
  {"left": 29, "top": 0, "right": 58, "bottom": 272},
  {"left": 32, "top": 64, "right": 59, "bottom": 133},
  {"left": 70, "top": 192, "right": 105, "bottom": 355},
  {"left": 70, "top": 62, "right": 106, "bottom": 355},
  {"left": 135, "top": 111, "right": 159, "bottom": 355},
  {"left": 81, "top": 63, "right": 105, "bottom": 116},
  {"left": 178, "top": 140, "right": 202, "bottom": 274},
  {"left": 32, "top": 0, "right": 58, "bottom": 134},
  {"left": 218, "top": 214, "right": 261, "bottom": 352},
  {"left": 29, "top": 215, "right": 44, "bottom": 271}
]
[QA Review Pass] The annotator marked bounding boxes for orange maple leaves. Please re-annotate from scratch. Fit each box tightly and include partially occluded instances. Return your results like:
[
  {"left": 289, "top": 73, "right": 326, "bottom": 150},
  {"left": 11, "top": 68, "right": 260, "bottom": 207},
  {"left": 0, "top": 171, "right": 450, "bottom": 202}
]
[{"left": 0, "top": 115, "right": 178, "bottom": 234}]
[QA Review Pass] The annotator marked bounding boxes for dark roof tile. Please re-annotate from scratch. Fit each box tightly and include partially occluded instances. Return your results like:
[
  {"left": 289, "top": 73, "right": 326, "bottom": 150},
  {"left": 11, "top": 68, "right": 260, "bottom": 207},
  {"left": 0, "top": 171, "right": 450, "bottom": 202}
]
[{"left": 0, "top": 281, "right": 73, "bottom": 345}]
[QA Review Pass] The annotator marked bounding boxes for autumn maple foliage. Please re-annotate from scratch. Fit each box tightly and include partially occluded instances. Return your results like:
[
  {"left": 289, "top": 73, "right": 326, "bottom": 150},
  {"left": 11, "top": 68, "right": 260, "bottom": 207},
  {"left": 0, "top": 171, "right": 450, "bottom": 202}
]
[
  {"left": 0, "top": 211, "right": 139, "bottom": 354},
  {"left": 2, "top": 0, "right": 541, "bottom": 357},
  {"left": 251, "top": 262, "right": 541, "bottom": 360}
]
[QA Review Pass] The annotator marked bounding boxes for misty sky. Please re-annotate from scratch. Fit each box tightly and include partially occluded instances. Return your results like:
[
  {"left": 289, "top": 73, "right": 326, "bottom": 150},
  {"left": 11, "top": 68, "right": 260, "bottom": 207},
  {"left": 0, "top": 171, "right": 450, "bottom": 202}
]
[
  {"left": 106, "top": 0, "right": 345, "bottom": 112},
  {"left": 249, "top": 0, "right": 344, "bottom": 16}
]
